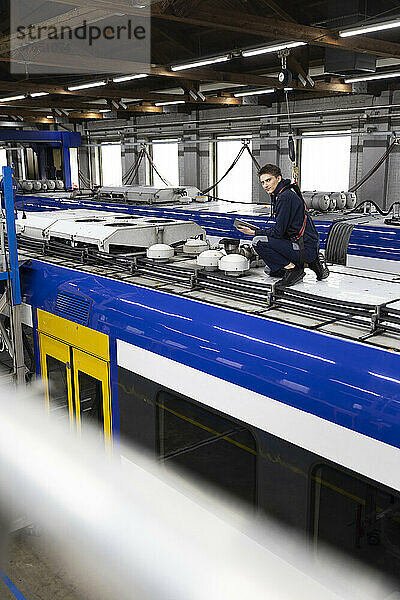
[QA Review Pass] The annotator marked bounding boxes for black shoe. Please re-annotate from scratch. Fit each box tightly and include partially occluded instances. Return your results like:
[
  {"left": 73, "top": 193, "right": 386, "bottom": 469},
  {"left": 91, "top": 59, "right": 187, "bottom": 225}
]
[
  {"left": 269, "top": 268, "right": 286, "bottom": 278},
  {"left": 275, "top": 265, "right": 305, "bottom": 288},
  {"left": 309, "top": 253, "right": 329, "bottom": 280}
]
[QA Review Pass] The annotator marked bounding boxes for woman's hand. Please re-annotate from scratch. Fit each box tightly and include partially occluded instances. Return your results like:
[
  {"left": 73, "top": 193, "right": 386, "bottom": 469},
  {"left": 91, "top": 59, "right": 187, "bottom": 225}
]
[{"left": 236, "top": 226, "right": 256, "bottom": 236}]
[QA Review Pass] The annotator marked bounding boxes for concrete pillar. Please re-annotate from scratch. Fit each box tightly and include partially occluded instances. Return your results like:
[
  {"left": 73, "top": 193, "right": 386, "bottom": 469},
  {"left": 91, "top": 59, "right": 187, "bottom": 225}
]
[
  {"left": 359, "top": 119, "right": 390, "bottom": 209},
  {"left": 181, "top": 126, "right": 201, "bottom": 188},
  {"left": 349, "top": 127, "right": 362, "bottom": 192},
  {"left": 386, "top": 91, "right": 400, "bottom": 209},
  {"left": 78, "top": 143, "right": 91, "bottom": 188},
  {"left": 123, "top": 138, "right": 140, "bottom": 185},
  {"left": 250, "top": 137, "right": 261, "bottom": 204},
  {"left": 198, "top": 139, "right": 211, "bottom": 193},
  {"left": 254, "top": 126, "right": 279, "bottom": 203},
  {"left": 88, "top": 146, "right": 99, "bottom": 186}
]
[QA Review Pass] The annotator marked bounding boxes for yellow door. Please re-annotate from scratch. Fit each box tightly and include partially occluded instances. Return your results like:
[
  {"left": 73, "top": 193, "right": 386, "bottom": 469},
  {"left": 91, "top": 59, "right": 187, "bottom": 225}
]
[
  {"left": 72, "top": 348, "right": 112, "bottom": 446},
  {"left": 38, "top": 309, "right": 112, "bottom": 446},
  {"left": 39, "top": 333, "right": 74, "bottom": 425}
]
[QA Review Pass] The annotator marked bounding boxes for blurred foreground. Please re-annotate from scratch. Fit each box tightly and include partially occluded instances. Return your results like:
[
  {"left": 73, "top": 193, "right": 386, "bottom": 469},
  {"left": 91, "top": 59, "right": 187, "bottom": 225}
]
[{"left": 0, "top": 383, "right": 395, "bottom": 600}]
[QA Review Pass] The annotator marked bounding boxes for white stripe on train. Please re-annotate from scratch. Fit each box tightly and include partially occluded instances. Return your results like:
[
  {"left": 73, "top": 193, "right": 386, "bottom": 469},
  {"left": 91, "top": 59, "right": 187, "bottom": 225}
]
[{"left": 117, "top": 338, "right": 400, "bottom": 493}]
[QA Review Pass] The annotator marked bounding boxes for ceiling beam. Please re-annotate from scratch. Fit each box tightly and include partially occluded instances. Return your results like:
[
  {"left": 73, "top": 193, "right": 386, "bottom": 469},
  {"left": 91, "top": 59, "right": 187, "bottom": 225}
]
[
  {"left": 0, "top": 6, "right": 111, "bottom": 56},
  {"left": 20, "top": 0, "right": 400, "bottom": 61},
  {"left": 152, "top": 23, "right": 197, "bottom": 57},
  {"left": 0, "top": 97, "right": 110, "bottom": 111},
  {"left": 256, "top": 0, "right": 297, "bottom": 22},
  {"left": 152, "top": 8, "right": 400, "bottom": 59},
  {"left": 0, "top": 53, "right": 282, "bottom": 86},
  {"left": 0, "top": 92, "right": 243, "bottom": 107},
  {"left": 0, "top": 70, "right": 351, "bottom": 99},
  {"left": 0, "top": 105, "right": 163, "bottom": 120},
  {"left": 0, "top": 51, "right": 152, "bottom": 75}
]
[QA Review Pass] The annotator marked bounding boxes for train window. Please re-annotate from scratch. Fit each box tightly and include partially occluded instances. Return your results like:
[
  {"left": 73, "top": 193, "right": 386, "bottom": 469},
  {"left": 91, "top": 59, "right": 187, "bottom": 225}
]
[
  {"left": 312, "top": 464, "right": 400, "bottom": 581},
  {"left": 46, "top": 356, "right": 69, "bottom": 419},
  {"left": 117, "top": 367, "right": 157, "bottom": 453},
  {"left": 157, "top": 391, "right": 257, "bottom": 505},
  {"left": 77, "top": 372, "right": 104, "bottom": 432}
]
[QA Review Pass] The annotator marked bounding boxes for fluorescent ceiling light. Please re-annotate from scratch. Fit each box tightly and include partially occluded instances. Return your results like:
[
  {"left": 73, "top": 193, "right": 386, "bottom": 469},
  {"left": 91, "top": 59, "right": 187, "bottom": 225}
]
[
  {"left": 234, "top": 88, "right": 275, "bottom": 97},
  {"left": 284, "top": 87, "right": 294, "bottom": 91},
  {"left": 242, "top": 41, "right": 306, "bottom": 57},
  {"left": 303, "top": 130, "right": 351, "bottom": 136},
  {"left": 30, "top": 92, "right": 50, "bottom": 98},
  {"left": 155, "top": 100, "right": 185, "bottom": 106},
  {"left": 46, "top": 115, "right": 53, "bottom": 119},
  {"left": 0, "top": 95, "right": 26, "bottom": 102},
  {"left": 340, "top": 17, "right": 400, "bottom": 37},
  {"left": 112, "top": 73, "right": 148, "bottom": 83},
  {"left": 171, "top": 55, "right": 229, "bottom": 71},
  {"left": 100, "top": 109, "right": 111, "bottom": 113},
  {"left": 345, "top": 71, "right": 400, "bottom": 83},
  {"left": 67, "top": 81, "right": 107, "bottom": 91}
]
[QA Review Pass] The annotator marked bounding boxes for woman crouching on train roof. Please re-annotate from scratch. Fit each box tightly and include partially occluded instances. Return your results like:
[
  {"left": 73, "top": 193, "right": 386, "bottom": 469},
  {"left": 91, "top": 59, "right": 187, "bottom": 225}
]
[{"left": 236, "top": 163, "right": 329, "bottom": 288}]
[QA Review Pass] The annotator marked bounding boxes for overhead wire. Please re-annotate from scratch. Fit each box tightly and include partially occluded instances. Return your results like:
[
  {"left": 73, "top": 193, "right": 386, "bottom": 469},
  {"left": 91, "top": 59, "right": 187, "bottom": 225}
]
[
  {"left": 122, "top": 148, "right": 145, "bottom": 185},
  {"left": 142, "top": 145, "right": 172, "bottom": 187},
  {"left": 201, "top": 142, "right": 260, "bottom": 195},
  {"left": 348, "top": 138, "right": 399, "bottom": 193}
]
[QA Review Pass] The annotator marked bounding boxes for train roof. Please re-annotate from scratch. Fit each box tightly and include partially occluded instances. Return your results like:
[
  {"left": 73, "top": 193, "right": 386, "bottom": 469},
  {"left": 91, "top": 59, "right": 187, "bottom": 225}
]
[{"left": 17, "top": 210, "right": 400, "bottom": 354}]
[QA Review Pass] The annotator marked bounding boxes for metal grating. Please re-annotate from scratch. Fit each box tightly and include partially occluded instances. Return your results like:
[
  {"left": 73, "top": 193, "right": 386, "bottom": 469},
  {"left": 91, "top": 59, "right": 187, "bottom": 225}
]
[{"left": 55, "top": 292, "right": 92, "bottom": 325}]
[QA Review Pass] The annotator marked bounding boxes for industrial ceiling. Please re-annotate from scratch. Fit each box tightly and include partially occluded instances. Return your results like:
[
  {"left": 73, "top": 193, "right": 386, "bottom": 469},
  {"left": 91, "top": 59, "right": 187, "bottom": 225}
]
[{"left": 0, "top": 0, "right": 399, "bottom": 123}]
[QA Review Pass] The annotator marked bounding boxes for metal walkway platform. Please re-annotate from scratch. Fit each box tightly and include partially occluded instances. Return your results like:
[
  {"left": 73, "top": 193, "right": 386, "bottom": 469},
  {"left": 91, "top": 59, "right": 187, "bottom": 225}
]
[{"left": 16, "top": 231, "right": 400, "bottom": 353}]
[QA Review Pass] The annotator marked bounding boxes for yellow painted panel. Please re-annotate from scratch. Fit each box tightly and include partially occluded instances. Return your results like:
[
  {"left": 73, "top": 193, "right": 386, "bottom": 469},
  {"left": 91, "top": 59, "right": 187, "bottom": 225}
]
[
  {"left": 39, "top": 333, "right": 74, "bottom": 424},
  {"left": 37, "top": 309, "right": 109, "bottom": 361},
  {"left": 72, "top": 348, "right": 112, "bottom": 448}
]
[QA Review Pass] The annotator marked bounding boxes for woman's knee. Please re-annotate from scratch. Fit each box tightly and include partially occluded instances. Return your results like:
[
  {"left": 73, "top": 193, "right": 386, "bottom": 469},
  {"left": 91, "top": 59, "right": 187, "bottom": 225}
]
[{"left": 252, "top": 235, "right": 269, "bottom": 248}]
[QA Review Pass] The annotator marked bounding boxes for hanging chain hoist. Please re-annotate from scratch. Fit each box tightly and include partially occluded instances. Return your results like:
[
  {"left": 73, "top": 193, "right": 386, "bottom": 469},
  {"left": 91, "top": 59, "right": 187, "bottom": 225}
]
[{"left": 278, "top": 49, "right": 299, "bottom": 184}]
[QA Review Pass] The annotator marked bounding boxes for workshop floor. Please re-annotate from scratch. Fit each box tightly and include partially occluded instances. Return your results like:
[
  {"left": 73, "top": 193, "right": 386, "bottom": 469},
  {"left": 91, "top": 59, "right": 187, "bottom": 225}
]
[{"left": 0, "top": 528, "right": 85, "bottom": 600}]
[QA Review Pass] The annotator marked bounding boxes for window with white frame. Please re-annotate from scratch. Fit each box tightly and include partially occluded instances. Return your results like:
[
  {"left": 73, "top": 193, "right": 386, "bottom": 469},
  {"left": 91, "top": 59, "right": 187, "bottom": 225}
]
[
  {"left": 300, "top": 131, "right": 351, "bottom": 192},
  {"left": 19, "top": 149, "right": 27, "bottom": 179},
  {"left": 151, "top": 140, "right": 179, "bottom": 187},
  {"left": 93, "top": 146, "right": 101, "bottom": 186},
  {"left": 100, "top": 143, "right": 122, "bottom": 186},
  {"left": 0, "top": 149, "right": 7, "bottom": 171},
  {"left": 216, "top": 137, "right": 253, "bottom": 203}
]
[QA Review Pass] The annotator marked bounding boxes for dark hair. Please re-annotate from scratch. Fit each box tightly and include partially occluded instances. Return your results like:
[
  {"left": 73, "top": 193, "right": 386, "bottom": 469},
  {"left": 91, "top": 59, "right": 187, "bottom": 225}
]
[{"left": 258, "top": 164, "right": 282, "bottom": 178}]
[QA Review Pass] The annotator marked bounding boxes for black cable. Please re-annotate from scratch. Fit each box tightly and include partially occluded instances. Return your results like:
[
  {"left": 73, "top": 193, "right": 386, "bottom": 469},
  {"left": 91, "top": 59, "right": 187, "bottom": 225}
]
[
  {"left": 125, "top": 153, "right": 142, "bottom": 185},
  {"left": 349, "top": 140, "right": 398, "bottom": 193},
  {"left": 325, "top": 222, "right": 355, "bottom": 265},
  {"left": 244, "top": 144, "right": 261, "bottom": 171},
  {"left": 203, "top": 141, "right": 263, "bottom": 195},
  {"left": 78, "top": 169, "right": 91, "bottom": 188},
  {"left": 125, "top": 148, "right": 145, "bottom": 185},
  {"left": 142, "top": 146, "right": 171, "bottom": 186},
  {"left": 122, "top": 149, "right": 144, "bottom": 184},
  {"left": 345, "top": 199, "right": 400, "bottom": 217},
  {"left": 201, "top": 145, "right": 246, "bottom": 194}
]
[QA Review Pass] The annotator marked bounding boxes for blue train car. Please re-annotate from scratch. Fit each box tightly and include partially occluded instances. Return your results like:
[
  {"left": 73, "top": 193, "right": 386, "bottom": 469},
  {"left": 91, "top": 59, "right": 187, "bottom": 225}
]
[
  {"left": 16, "top": 193, "right": 400, "bottom": 268},
  {"left": 9, "top": 232, "right": 400, "bottom": 588}
]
